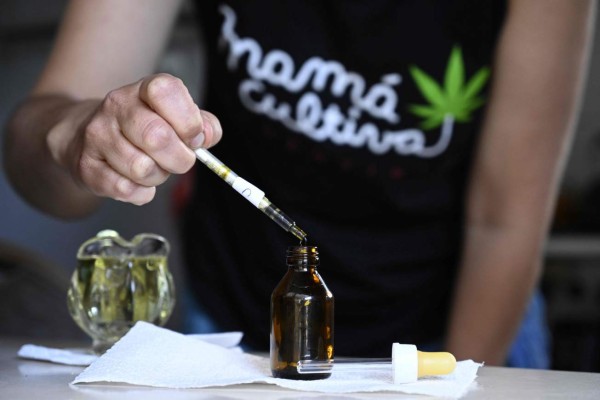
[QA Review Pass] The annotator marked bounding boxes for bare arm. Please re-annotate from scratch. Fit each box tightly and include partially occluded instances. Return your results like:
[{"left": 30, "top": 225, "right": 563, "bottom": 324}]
[
  {"left": 446, "top": 0, "right": 596, "bottom": 365},
  {"left": 4, "top": 0, "right": 221, "bottom": 218}
]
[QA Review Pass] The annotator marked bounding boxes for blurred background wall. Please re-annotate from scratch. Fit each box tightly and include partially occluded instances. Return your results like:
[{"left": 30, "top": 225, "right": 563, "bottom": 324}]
[{"left": 1, "top": 0, "right": 599, "bottom": 371}]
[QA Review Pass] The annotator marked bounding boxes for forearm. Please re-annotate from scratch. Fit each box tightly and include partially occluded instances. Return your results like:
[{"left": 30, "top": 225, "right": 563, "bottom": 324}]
[
  {"left": 2, "top": 0, "right": 195, "bottom": 218},
  {"left": 446, "top": 223, "right": 545, "bottom": 365},
  {"left": 4, "top": 95, "right": 103, "bottom": 218},
  {"left": 445, "top": 0, "right": 595, "bottom": 365}
]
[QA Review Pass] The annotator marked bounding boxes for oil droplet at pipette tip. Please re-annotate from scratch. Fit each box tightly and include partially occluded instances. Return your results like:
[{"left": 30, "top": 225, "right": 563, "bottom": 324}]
[{"left": 289, "top": 223, "right": 308, "bottom": 245}]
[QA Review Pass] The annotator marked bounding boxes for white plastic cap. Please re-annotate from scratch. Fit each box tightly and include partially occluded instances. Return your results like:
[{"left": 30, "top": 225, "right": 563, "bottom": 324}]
[{"left": 392, "top": 343, "right": 418, "bottom": 384}]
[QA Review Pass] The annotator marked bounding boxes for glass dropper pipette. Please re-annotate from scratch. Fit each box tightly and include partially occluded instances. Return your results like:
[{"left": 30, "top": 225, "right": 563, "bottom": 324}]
[
  {"left": 194, "top": 148, "right": 307, "bottom": 242},
  {"left": 296, "top": 344, "right": 457, "bottom": 384}
]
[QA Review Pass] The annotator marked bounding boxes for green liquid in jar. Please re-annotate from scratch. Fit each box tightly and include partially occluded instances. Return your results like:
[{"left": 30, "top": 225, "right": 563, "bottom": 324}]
[{"left": 67, "top": 256, "right": 175, "bottom": 353}]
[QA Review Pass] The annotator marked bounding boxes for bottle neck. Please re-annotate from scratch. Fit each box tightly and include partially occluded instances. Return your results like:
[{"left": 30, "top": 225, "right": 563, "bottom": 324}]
[{"left": 286, "top": 245, "right": 319, "bottom": 271}]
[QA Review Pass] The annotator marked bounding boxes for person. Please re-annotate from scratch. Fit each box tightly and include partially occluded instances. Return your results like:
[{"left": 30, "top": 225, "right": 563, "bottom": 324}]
[{"left": 3, "top": 0, "right": 595, "bottom": 367}]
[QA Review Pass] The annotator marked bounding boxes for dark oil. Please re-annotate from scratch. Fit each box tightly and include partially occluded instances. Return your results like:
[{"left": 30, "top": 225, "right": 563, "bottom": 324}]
[{"left": 270, "top": 246, "right": 334, "bottom": 380}]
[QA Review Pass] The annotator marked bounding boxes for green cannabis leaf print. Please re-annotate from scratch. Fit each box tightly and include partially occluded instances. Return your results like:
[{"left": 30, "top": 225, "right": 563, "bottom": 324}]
[{"left": 409, "top": 46, "right": 490, "bottom": 130}]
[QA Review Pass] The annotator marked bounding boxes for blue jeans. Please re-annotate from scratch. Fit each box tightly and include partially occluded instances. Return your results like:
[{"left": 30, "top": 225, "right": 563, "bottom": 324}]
[
  {"left": 184, "top": 289, "right": 550, "bottom": 369},
  {"left": 183, "top": 291, "right": 221, "bottom": 334},
  {"left": 505, "top": 290, "right": 551, "bottom": 369}
]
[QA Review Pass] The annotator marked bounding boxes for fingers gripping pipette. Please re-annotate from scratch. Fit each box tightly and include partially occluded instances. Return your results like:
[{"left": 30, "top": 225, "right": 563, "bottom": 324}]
[{"left": 194, "top": 148, "right": 307, "bottom": 243}]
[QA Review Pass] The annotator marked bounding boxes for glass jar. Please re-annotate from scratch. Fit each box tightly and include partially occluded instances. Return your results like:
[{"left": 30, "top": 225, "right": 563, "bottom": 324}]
[
  {"left": 270, "top": 245, "right": 334, "bottom": 380},
  {"left": 67, "top": 230, "right": 175, "bottom": 353}
]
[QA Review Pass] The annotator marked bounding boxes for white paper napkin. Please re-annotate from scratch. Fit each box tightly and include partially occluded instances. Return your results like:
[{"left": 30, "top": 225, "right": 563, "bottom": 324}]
[
  {"left": 17, "top": 330, "right": 243, "bottom": 366},
  {"left": 72, "top": 321, "right": 481, "bottom": 399},
  {"left": 18, "top": 345, "right": 97, "bottom": 366}
]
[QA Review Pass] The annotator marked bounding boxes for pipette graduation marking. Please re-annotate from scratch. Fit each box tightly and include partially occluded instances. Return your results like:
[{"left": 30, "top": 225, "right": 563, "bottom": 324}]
[
  {"left": 194, "top": 148, "right": 307, "bottom": 243},
  {"left": 296, "top": 344, "right": 457, "bottom": 384}
]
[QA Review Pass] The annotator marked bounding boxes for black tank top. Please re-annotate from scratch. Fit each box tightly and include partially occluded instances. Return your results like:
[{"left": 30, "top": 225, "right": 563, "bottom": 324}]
[{"left": 183, "top": 0, "right": 505, "bottom": 356}]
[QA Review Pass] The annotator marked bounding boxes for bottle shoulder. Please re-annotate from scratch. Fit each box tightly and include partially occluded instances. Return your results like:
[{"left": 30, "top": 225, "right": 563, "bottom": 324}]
[{"left": 272, "top": 269, "right": 333, "bottom": 299}]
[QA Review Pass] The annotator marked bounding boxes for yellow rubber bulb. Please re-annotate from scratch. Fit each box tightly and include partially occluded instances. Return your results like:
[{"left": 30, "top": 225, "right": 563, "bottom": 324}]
[{"left": 417, "top": 351, "right": 457, "bottom": 377}]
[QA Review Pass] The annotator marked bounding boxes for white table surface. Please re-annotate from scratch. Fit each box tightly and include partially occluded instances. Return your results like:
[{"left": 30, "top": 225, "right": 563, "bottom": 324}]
[{"left": 1, "top": 338, "right": 599, "bottom": 400}]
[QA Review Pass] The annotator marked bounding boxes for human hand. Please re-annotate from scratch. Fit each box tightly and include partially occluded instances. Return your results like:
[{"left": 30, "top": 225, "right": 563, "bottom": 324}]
[{"left": 52, "top": 73, "right": 222, "bottom": 205}]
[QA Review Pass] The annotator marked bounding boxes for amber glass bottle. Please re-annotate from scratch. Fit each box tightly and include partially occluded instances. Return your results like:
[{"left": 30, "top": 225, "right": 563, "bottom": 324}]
[{"left": 270, "top": 246, "right": 334, "bottom": 380}]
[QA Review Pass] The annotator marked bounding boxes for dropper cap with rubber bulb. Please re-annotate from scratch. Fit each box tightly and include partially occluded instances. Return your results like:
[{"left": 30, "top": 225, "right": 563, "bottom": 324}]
[
  {"left": 296, "top": 343, "right": 456, "bottom": 384},
  {"left": 393, "top": 343, "right": 456, "bottom": 383}
]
